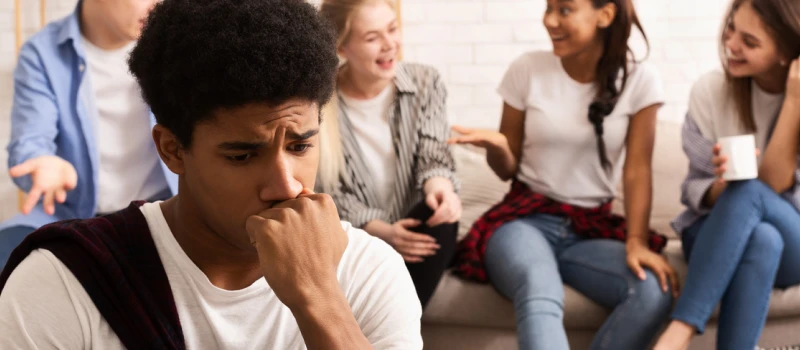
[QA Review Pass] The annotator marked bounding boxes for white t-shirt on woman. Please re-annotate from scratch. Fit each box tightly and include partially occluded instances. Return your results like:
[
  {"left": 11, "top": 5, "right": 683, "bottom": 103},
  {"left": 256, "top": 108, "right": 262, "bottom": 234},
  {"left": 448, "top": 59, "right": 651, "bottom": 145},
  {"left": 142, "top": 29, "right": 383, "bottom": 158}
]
[
  {"left": 339, "top": 85, "right": 398, "bottom": 206},
  {"left": 497, "top": 51, "right": 664, "bottom": 208}
]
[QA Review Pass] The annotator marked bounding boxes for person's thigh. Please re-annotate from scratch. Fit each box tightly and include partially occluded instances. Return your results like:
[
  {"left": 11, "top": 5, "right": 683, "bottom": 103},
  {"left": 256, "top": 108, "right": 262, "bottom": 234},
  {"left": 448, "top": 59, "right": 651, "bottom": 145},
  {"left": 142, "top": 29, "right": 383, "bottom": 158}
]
[
  {"left": 484, "top": 215, "right": 570, "bottom": 350},
  {"left": 484, "top": 215, "right": 564, "bottom": 303},
  {"left": 680, "top": 216, "right": 707, "bottom": 261},
  {"left": 767, "top": 205, "right": 800, "bottom": 288},
  {"left": 559, "top": 239, "right": 673, "bottom": 350},
  {"left": 740, "top": 182, "right": 800, "bottom": 288},
  {"left": 716, "top": 222, "right": 783, "bottom": 350},
  {"left": 403, "top": 201, "right": 458, "bottom": 308},
  {"left": 0, "top": 226, "right": 36, "bottom": 270},
  {"left": 559, "top": 239, "right": 670, "bottom": 310},
  {"left": 404, "top": 201, "right": 458, "bottom": 260}
]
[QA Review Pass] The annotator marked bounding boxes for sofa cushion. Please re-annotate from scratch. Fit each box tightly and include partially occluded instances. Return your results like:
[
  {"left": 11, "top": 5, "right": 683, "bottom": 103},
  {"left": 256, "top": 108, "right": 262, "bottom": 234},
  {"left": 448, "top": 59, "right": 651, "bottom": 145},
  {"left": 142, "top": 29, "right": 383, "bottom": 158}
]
[
  {"left": 453, "top": 144, "right": 510, "bottom": 242},
  {"left": 423, "top": 243, "right": 800, "bottom": 329}
]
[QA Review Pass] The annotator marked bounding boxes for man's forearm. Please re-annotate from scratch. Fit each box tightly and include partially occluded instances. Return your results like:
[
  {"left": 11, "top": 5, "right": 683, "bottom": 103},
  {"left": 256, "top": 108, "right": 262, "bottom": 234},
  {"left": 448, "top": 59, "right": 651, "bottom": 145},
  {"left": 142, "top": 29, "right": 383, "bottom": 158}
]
[{"left": 290, "top": 280, "right": 371, "bottom": 350}]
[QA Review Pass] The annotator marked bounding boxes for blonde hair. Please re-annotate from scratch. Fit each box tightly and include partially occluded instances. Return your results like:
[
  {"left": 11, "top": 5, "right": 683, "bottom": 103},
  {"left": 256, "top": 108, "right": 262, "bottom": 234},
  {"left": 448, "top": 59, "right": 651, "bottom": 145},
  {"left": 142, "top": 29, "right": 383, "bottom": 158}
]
[{"left": 317, "top": 0, "right": 396, "bottom": 192}]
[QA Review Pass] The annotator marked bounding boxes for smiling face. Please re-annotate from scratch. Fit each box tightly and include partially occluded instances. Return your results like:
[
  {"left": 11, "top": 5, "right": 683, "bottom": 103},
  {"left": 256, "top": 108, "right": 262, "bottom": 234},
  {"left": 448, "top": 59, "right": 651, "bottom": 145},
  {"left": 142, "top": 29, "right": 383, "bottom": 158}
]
[
  {"left": 337, "top": 1, "right": 401, "bottom": 82},
  {"left": 542, "top": 0, "right": 612, "bottom": 59},
  {"left": 158, "top": 100, "right": 321, "bottom": 251},
  {"left": 723, "top": 0, "right": 786, "bottom": 79}
]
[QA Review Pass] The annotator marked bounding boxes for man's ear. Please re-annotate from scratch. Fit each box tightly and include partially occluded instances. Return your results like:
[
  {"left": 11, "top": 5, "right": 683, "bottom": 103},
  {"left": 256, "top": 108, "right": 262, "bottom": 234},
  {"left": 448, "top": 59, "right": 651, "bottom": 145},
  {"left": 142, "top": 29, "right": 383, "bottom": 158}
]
[{"left": 152, "top": 124, "right": 186, "bottom": 175}]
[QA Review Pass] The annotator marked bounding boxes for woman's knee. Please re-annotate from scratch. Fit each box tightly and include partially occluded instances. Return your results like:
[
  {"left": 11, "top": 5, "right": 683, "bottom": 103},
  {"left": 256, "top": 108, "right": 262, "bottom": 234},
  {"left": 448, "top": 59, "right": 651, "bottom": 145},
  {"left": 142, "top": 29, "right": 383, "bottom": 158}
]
[
  {"left": 489, "top": 255, "right": 564, "bottom": 302},
  {"left": 486, "top": 219, "right": 551, "bottom": 261},
  {"left": 489, "top": 262, "right": 565, "bottom": 317},
  {"left": 486, "top": 221, "right": 561, "bottom": 295},
  {"left": 631, "top": 270, "right": 674, "bottom": 317},
  {"left": 747, "top": 223, "right": 784, "bottom": 261},
  {"left": 513, "top": 277, "right": 566, "bottom": 317}
]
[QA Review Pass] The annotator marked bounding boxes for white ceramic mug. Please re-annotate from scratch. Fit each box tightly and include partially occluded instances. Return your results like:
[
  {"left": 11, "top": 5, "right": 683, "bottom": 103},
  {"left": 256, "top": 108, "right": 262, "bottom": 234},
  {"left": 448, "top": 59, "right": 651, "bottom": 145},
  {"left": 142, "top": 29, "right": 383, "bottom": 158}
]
[{"left": 718, "top": 134, "right": 758, "bottom": 181}]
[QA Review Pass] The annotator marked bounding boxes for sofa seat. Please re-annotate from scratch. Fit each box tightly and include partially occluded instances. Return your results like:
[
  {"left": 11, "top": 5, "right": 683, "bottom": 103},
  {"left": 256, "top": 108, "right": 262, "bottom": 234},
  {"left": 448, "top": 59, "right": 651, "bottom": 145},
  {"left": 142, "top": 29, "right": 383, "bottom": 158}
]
[
  {"left": 422, "top": 120, "right": 800, "bottom": 348},
  {"left": 423, "top": 241, "right": 800, "bottom": 330}
]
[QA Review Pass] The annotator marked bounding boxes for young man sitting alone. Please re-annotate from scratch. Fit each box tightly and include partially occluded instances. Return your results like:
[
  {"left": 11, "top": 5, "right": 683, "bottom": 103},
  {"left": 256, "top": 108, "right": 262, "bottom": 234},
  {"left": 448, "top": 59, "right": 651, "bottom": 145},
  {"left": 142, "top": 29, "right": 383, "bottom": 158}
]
[{"left": 0, "top": 0, "right": 422, "bottom": 348}]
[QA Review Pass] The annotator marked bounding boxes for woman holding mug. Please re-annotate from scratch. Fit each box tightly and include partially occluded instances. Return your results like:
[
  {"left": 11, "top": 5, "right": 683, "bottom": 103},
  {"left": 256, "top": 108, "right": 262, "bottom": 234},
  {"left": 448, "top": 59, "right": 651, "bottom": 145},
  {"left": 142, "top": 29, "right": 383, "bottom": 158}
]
[{"left": 655, "top": 0, "right": 800, "bottom": 348}]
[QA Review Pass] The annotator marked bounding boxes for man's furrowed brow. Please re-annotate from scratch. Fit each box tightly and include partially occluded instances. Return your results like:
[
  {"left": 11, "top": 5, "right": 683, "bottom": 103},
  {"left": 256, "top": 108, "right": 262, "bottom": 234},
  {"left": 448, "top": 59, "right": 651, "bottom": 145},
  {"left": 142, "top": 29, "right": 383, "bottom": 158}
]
[
  {"left": 286, "top": 129, "right": 320, "bottom": 141},
  {"left": 217, "top": 141, "right": 266, "bottom": 151}
]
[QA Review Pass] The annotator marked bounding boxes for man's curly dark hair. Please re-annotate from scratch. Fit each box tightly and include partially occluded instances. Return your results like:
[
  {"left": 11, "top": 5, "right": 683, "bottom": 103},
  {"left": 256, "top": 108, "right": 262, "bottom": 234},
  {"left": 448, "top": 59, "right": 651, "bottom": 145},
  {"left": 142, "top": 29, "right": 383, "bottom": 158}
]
[{"left": 129, "top": 0, "right": 339, "bottom": 147}]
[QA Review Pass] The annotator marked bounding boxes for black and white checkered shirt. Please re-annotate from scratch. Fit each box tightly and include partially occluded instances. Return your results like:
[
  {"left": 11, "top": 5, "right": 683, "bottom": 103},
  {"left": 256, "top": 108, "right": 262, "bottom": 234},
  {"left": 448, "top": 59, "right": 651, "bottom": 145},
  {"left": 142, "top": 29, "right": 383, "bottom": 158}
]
[{"left": 327, "top": 63, "right": 459, "bottom": 228}]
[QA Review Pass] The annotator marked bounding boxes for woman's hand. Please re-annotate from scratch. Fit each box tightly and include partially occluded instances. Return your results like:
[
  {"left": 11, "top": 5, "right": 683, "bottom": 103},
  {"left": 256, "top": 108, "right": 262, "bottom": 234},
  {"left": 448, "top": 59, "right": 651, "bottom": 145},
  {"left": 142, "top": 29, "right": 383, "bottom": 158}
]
[
  {"left": 711, "top": 144, "right": 760, "bottom": 181},
  {"left": 365, "top": 218, "right": 440, "bottom": 263},
  {"left": 626, "top": 242, "right": 680, "bottom": 298},
  {"left": 447, "top": 125, "right": 507, "bottom": 151},
  {"left": 380, "top": 219, "right": 440, "bottom": 263},
  {"left": 423, "top": 177, "right": 461, "bottom": 227},
  {"left": 711, "top": 143, "right": 729, "bottom": 184},
  {"left": 708, "top": 144, "right": 758, "bottom": 202}
]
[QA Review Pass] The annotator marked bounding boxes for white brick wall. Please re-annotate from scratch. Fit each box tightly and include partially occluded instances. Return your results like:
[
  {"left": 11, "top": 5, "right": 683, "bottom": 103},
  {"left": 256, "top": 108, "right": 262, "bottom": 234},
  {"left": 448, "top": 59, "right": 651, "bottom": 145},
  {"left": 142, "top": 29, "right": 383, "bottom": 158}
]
[
  {"left": 401, "top": 0, "right": 731, "bottom": 129},
  {"left": 0, "top": 0, "right": 731, "bottom": 222}
]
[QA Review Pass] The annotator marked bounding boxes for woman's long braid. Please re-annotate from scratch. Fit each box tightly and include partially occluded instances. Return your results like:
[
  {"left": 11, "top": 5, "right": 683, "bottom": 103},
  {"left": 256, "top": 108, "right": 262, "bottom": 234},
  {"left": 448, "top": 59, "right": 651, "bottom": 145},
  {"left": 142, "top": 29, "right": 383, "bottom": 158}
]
[{"left": 588, "top": 68, "right": 621, "bottom": 170}]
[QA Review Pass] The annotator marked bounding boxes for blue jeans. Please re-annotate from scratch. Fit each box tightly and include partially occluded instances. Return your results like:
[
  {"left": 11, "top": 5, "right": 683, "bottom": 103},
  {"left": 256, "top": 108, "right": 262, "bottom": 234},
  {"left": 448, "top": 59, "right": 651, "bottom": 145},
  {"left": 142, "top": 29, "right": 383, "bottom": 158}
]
[
  {"left": 0, "top": 225, "right": 36, "bottom": 270},
  {"left": 485, "top": 213, "right": 673, "bottom": 350},
  {"left": 673, "top": 180, "right": 800, "bottom": 350}
]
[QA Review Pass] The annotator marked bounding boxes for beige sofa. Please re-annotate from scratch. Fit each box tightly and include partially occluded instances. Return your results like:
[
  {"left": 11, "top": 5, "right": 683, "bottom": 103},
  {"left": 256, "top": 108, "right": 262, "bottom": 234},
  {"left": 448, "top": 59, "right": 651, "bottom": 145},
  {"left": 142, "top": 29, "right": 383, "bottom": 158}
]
[{"left": 421, "top": 120, "right": 800, "bottom": 349}]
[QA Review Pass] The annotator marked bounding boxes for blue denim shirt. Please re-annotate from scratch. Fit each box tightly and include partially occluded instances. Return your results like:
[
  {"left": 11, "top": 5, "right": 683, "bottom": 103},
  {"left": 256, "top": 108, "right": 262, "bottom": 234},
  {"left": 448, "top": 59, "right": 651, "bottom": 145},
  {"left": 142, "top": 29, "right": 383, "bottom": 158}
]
[{"left": 1, "top": 4, "right": 178, "bottom": 230}]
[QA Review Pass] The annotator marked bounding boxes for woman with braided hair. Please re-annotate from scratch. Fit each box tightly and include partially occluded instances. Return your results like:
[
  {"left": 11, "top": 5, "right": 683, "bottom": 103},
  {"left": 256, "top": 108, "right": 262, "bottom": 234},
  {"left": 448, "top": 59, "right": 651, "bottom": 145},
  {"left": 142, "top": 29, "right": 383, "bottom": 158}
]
[{"left": 448, "top": 0, "right": 676, "bottom": 348}]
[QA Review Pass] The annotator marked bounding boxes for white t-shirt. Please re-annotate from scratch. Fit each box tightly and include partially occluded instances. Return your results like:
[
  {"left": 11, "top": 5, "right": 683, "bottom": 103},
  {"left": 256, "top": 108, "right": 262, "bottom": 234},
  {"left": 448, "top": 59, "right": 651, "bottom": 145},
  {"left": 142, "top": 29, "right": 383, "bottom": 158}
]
[
  {"left": 688, "top": 70, "right": 784, "bottom": 154},
  {"left": 497, "top": 51, "right": 664, "bottom": 207},
  {"left": 0, "top": 202, "right": 422, "bottom": 349},
  {"left": 339, "top": 85, "right": 397, "bottom": 205},
  {"left": 83, "top": 38, "right": 168, "bottom": 213}
]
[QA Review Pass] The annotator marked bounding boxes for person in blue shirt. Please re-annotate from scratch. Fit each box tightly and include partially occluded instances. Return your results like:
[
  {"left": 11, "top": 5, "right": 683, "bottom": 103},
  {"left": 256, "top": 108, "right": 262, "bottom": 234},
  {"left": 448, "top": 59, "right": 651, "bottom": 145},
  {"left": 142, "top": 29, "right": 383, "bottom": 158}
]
[{"left": 0, "top": 0, "right": 175, "bottom": 268}]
